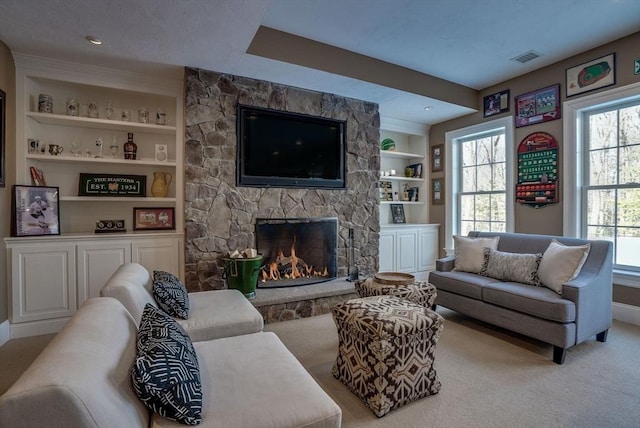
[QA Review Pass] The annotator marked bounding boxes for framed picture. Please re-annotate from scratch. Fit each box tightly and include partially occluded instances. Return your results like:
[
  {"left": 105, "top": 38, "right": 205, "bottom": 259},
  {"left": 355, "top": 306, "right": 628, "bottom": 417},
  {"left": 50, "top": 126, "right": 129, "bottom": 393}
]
[
  {"left": 483, "top": 89, "right": 510, "bottom": 117},
  {"left": 431, "top": 144, "right": 443, "bottom": 172},
  {"left": 133, "top": 207, "right": 175, "bottom": 231},
  {"left": 379, "top": 180, "right": 393, "bottom": 201},
  {"left": 78, "top": 173, "right": 146, "bottom": 197},
  {"left": 515, "top": 84, "right": 561, "bottom": 128},
  {"left": 566, "top": 53, "right": 616, "bottom": 97},
  {"left": 390, "top": 204, "right": 406, "bottom": 224},
  {"left": 432, "top": 178, "right": 444, "bottom": 205},
  {"left": 11, "top": 185, "right": 60, "bottom": 237}
]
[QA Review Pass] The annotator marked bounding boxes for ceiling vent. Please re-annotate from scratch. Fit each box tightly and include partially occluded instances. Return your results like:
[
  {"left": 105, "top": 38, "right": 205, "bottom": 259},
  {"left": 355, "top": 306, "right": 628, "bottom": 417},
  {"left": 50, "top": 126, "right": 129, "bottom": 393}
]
[{"left": 511, "top": 50, "right": 543, "bottom": 64}]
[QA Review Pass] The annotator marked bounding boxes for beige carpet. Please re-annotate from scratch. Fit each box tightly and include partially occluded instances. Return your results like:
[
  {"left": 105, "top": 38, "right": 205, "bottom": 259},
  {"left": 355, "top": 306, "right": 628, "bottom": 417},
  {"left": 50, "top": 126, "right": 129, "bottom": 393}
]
[
  {"left": 265, "top": 308, "right": 640, "bottom": 428},
  {"left": 1, "top": 309, "right": 639, "bottom": 427}
]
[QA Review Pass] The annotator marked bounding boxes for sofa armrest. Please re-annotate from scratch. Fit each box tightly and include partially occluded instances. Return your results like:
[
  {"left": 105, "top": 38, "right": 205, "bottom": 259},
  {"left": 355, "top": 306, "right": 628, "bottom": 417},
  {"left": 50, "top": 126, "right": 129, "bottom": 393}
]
[{"left": 436, "top": 256, "right": 455, "bottom": 272}]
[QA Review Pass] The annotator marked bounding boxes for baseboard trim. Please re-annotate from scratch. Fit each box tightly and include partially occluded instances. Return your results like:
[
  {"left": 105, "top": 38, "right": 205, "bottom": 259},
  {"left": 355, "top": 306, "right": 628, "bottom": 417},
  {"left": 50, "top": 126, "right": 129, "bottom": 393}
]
[
  {"left": 0, "top": 319, "right": 10, "bottom": 347},
  {"left": 612, "top": 302, "right": 640, "bottom": 326},
  {"left": 9, "top": 317, "right": 70, "bottom": 339}
]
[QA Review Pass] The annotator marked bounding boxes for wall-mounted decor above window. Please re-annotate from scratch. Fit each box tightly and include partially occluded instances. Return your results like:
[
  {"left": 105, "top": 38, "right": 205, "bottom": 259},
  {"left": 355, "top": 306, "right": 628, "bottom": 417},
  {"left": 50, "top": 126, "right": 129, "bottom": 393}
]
[
  {"left": 515, "top": 84, "right": 561, "bottom": 128},
  {"left": 566, "top": 53, "right": 616, "bottom": 97}
]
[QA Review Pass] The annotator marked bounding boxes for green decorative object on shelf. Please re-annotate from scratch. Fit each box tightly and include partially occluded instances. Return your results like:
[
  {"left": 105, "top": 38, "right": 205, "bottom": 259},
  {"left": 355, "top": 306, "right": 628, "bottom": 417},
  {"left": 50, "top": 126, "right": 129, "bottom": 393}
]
[{"left": 381, "top": 138, "right": 396, "bottom": 151}]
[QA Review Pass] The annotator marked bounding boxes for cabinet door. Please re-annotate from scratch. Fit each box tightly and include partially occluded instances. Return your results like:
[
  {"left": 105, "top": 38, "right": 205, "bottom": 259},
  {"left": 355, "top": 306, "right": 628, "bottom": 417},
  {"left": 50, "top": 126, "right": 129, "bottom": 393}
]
[
  {"left": 132, "top": 237, "right": 183, "bottom": 277},
  {"left": 395, "top": 229, "right": 418, "bottom": 273},
  {"left": 418, "top": 227, "right": 438, "bottom": 272},
  {"left": 11, "top": 244, "right": 77, "bottom": 323},
  {"left": 379, "top": 231, "right": 396, "bottom": 272},
  {"left": 77, "top": 241, "right": 131, "bottom": 303}
]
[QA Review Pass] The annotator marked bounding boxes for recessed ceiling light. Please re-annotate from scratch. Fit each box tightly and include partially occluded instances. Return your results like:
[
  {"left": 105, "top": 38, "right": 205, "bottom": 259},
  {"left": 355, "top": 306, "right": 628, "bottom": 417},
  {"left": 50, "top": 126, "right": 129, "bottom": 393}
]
[
  {"left": 86, "top": 36, "right": 103, "bottom": 45},
  {"left": 424, "top": 106, "right": 433, "bottom": 111}
]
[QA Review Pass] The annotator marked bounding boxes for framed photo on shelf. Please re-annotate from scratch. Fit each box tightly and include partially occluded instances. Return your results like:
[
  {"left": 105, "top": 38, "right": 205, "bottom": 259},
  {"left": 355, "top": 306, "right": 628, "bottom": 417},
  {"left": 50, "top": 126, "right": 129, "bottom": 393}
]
[
  {"left": 133, "top": 207, "right": 175, "bottom": 231},
  {"left": 11, "top": 185, "right": 60, "bottom": 237},
  {"left": 379, "top": 180, "right": 393, "bottom": 201},
  {"left": 566, "top": 53, "right": 615, "bottom": 97},
  {"left": 514, "top": 84, "right": 561, "bottom": 128},
  {"left": 431, "top": 144, "right": 443, "bottom": 172},
  {"left": 431, "top": 178, "right": 444, "bottom": 205},
  {"left": 483, "top": 89, "right": 510, "bottom": 117},
  {"left": 390, "top": 204, "right": 406, "bottom": 224}
]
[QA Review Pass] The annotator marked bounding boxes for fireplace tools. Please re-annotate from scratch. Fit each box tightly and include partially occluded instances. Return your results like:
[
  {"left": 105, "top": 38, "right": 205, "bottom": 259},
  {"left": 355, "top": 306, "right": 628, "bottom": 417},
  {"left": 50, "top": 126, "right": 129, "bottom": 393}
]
[{"left": 347, "top": 228, "right": 359, "bottom": 281}]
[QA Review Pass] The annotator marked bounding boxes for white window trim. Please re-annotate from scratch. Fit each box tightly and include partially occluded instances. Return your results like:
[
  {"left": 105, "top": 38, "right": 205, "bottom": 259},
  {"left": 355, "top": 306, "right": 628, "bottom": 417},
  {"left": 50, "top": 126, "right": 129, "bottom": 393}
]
[
  {"left": 444, "top": 116, "right": 515, "bottom": 254},
  {"left": 563, "top": 81, "right": 640, "bottom": 288}
]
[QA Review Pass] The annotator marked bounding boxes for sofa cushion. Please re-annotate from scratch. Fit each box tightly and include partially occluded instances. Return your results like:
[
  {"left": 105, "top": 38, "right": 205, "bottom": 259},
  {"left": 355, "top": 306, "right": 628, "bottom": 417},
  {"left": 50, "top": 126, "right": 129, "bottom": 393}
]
[
  {"left": 453, "top": 235, "right": 500, "bottom": 273},
  {"left": 151, "top": 332, "right": 342, "bottom": 428},
  {"left": 480, "top": 248, "right": 542, "bottom": 286},
  {"left": 482, "top": 282, "right": 576, "bottom": 323},
  {"left": 132, "top": 304, "right": 202, "bottom": 425},
  {"left": 429, "top": 270, "right": 498, "bottom": 300},
  {"left": 538, "top": 240, "right": 590, "bottom": 294},
  {"left": 153, "top": 270, "right": 190, "bottom": 319}
]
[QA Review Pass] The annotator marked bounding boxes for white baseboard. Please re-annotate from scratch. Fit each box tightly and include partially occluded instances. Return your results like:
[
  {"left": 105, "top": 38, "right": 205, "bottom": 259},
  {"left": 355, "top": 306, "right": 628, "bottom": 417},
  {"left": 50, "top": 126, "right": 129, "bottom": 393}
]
[
  {"left": 0, "top": 319, "right": 10, "bottom": 347},
  {"left": 612, "top": 302, "right": 640, "bottom": 326},
  {"left": 9, "top": 317, "right": 70, "bottom": 339}
]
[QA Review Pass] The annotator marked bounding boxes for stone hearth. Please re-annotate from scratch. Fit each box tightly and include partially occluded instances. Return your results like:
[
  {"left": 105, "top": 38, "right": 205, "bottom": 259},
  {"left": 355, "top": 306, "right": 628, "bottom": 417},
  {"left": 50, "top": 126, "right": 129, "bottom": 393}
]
[{"left": 251, "top": 278, "right": 359, "bottom": 323}]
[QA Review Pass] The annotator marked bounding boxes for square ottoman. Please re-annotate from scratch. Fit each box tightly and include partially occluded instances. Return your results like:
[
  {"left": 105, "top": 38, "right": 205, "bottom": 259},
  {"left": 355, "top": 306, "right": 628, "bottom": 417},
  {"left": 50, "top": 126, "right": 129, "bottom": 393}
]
[
  {"left": 355, "top": 276, "right": 438, "bottom": 308},
  {"left": 332, "top": 295, "right": 444, "bottom": 417}
]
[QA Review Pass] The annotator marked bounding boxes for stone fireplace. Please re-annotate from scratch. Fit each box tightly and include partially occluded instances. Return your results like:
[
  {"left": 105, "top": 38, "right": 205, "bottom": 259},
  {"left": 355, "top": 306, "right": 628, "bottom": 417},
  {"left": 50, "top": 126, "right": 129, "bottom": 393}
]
[
  {"left": 183, "top": 67, "right": 381, "bottom": 291},
  {"left": 256, "top": 217, "right": 338, "bottom": 288}
]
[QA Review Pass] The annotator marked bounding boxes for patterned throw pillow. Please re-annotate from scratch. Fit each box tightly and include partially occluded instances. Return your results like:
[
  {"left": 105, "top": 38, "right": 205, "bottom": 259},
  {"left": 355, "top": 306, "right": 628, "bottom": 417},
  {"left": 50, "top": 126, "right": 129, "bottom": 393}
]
[
  {"left": 480, "top": 248, "right": 542, "bottom": 286},
  {"left": 153, "top": 270, "right": 189, "bottom": 319},
  {"left": 132, "top": 304, "right": 202, "bottom": 425}
]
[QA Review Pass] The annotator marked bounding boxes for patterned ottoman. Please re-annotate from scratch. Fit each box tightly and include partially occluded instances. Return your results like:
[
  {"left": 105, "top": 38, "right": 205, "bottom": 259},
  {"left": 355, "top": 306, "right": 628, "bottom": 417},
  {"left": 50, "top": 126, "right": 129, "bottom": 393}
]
[
  {"left": 355, "top": 276, "right": 438, "bottom": 308},
  {"left": 332, "top": 295, "right": 444, "bottom": 417}
]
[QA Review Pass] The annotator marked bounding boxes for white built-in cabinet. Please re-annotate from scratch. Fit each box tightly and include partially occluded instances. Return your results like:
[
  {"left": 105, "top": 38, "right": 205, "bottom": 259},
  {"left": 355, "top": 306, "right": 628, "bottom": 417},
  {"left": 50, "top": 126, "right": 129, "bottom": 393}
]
[
  {"left": 6, "top": 54, "right": 185, "bottom": 338},
  {"left": 379, "top": 224, "right": 439, "bottom": 281},
  {"left": 378, "top": 118, "right": 438, "bottom": 279}
]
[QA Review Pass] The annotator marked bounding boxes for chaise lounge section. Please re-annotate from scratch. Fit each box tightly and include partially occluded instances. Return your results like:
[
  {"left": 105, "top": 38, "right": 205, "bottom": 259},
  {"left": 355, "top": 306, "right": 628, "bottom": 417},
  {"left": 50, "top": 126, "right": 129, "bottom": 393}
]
[{"left": 429, "top": 231, "right": 613, "bottom": 364}]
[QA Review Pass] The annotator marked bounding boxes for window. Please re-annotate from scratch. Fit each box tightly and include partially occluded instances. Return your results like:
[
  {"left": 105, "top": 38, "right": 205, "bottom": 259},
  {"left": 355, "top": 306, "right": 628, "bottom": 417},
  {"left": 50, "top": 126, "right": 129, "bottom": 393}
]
[
  {"left": 564, "top": 82, "right": 640, "bottom": 284},
  {"left": 444, "top": 117, "right": 514, "bottom": 251}
]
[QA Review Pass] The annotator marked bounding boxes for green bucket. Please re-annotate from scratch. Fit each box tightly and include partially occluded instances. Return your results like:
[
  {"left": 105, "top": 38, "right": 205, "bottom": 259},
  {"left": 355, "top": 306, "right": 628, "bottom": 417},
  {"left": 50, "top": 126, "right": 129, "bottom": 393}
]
[{"left": 223, "top": 256, "right": 263, "bottom": 299}]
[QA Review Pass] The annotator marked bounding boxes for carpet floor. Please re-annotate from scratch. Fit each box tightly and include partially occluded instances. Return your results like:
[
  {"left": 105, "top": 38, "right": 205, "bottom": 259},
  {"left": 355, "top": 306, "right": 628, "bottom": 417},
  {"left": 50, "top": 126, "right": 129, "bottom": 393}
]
[{"left": 1, "top": 308, "right": 639, "bottom": 427}]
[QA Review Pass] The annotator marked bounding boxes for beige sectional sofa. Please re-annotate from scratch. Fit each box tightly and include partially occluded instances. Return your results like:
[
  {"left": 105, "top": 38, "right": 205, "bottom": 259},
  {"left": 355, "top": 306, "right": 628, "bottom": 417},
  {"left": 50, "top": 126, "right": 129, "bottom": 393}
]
[
  {"left": 0, "top": 266, "right": 342, "bottom": 427},
  {"left": 429, "top": 232, "right": 613, "bottom": 364}
]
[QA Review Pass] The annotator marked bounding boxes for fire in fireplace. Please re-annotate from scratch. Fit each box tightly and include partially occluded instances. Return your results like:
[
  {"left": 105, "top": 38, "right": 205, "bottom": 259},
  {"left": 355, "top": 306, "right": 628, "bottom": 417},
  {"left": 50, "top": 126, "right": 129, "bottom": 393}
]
[{"left": 255, "top": 217, "right": 338, "bottom": 288}]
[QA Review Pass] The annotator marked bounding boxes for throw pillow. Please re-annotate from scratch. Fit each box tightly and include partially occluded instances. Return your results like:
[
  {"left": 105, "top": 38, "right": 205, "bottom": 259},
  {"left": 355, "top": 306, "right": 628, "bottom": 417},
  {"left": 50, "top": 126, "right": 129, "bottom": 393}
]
[
  {"left": 153, "top": 270, "right": 189, "bottom": 319},
  {"left": 538, "top": 239, "right": 591, "bottom": 294},
  {"left": 132, "top": 304, "right": 202, "bottom": 425},
  {"left": 453, "top": 235, "right": 500, "bottom": 273},
  {"left": 480, "top": 248, "right": 542, "bottom": 286}
]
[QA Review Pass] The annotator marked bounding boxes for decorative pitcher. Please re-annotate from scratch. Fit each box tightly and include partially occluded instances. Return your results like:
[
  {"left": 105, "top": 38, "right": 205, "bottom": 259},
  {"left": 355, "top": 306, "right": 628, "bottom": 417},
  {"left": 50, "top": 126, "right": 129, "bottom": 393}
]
[{"left": 151, "top": 172, "right": 172, "bottom": 197}]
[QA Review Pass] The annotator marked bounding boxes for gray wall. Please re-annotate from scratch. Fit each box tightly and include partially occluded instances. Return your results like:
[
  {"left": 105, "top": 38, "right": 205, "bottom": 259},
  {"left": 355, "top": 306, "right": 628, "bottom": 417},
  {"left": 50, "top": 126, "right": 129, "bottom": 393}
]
[
  {"left": 183, "top": 68, "right": 381, "bottom": 291},
  {"left": 429, "top": 32, "right": 640, "bottom": 306}
]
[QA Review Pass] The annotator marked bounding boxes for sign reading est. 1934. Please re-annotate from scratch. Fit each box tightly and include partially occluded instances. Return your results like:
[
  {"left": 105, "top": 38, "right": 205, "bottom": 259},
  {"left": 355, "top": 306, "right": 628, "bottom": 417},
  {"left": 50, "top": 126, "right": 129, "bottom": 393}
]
[{"left": 78, "top": 173, "right": 147, "bottom": 197}]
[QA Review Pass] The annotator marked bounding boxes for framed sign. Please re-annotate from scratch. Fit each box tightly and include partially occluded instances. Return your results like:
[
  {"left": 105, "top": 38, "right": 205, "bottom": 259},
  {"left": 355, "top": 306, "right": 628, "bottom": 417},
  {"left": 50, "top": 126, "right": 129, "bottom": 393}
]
[
  {"left": 516, "top": 132, "right": 558, "bottom": 208},
  {"left": 431, "top": 144, "right": 443, "bottom": 172},
  {"left": 431, "top": 178, "right": 444, "bottom": 205},
  {"left": 483, "top": 89, "right": 510, "bottom": 117},
  {"left": 390, "top": 204, "right": 406, "bottom": 224},
  {"left": 566, "top": 53, "right": 615, "bottom": 97},
  {"left": 78, "top": 173, "right": 146, "bottom": 197},
  {"left": 11, "top": 185, "right": 60, "bottom": 236},
  {"left": 515, "top": 84, "right": 561, "bottom": 128},
  {"left": 133, "top": 207, "right": 175, "bottom": 231}
]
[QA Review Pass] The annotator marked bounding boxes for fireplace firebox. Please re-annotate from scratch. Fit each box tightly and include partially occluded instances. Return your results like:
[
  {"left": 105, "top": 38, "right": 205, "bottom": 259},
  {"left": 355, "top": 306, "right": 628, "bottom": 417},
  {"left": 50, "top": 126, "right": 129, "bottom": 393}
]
[{"left": 256, "top": 217, "right": 338, "bottom": 288}]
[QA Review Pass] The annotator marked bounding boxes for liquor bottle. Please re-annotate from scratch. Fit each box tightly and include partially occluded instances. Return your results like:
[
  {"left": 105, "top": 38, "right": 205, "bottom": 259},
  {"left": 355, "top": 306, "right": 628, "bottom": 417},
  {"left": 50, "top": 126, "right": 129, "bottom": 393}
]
[{"left": 124, "top": 132, "right": 137, "bottom": 160}]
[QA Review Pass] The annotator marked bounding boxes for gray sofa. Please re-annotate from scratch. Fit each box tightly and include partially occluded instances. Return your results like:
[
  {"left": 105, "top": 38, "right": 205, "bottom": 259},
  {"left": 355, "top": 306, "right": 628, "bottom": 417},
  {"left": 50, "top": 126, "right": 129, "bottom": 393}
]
[{"left": 429, "top": 231, "right": 613, "bottom": 364}]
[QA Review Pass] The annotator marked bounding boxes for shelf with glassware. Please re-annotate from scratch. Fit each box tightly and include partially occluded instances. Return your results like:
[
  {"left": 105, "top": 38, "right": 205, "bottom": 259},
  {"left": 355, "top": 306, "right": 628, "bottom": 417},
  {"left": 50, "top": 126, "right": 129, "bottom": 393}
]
[{"left": 14, "top": 54, "right": 184, "bottom": 236}]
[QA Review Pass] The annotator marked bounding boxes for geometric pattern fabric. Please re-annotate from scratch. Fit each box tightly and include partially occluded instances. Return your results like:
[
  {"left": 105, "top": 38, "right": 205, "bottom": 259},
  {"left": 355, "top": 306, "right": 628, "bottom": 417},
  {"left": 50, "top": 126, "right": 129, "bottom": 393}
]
[
  {"left": 332, "top": 296, "right": 444, "bottom": 417},
  {"left": 355, "top": 277, "right": 438, "bottom": 308},
  {"left": 152, "top": 270, "right": 190, "bottom": 319},
  {"left": 132, "top": 304, "right": 202, "bottom": 425}
]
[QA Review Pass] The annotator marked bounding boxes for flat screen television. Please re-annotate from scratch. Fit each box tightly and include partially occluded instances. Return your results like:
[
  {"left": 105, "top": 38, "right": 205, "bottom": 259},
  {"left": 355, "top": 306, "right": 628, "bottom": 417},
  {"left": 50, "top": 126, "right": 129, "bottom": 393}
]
[{"left": 236, "top": 105, "right": 346, "bottom": 189}]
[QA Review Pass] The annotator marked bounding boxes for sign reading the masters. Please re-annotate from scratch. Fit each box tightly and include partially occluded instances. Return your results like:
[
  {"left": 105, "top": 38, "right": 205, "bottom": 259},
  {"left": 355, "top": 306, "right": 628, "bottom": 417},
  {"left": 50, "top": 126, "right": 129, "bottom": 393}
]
[
  {"left": 78, "top": 173, "right": 147, "bottom": 197},
  {"left": 516, "top": 132, "right": 558, "bottom": 208}
]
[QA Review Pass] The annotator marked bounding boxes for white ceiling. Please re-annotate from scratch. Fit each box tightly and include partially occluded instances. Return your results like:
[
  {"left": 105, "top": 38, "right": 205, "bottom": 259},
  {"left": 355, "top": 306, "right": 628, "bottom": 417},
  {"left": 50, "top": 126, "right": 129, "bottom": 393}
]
[{"left": 1, "top": 0, "right": 639, "bottom": 125}]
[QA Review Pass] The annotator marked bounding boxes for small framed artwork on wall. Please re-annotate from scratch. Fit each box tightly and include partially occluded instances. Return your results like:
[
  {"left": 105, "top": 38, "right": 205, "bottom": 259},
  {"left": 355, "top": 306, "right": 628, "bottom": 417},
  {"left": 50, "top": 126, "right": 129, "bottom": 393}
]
[
  {"left": 432, "top": 178, "right": 444, "bottom": 205},
  {"left": 483, "top": 89, "right": 510, "bottom": 117},
  {"left": 566, "top": 53, "right": 615, "bottom": 97},
  {"left": 431, "top": 144, "right": 443, "bottom": 173}
]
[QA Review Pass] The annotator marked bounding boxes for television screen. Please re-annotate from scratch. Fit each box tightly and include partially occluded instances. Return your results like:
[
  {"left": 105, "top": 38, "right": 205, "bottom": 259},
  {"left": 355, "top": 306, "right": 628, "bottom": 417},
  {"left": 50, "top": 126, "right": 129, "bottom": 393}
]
[{"left": 237, "top": 105, "right": 346, "bottom": 189}]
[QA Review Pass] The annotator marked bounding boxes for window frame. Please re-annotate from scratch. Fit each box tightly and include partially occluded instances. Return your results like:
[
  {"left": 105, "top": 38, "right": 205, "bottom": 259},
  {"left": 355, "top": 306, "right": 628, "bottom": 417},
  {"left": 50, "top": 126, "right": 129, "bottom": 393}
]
[
  {"left": 563, "top": 81, "right": 640, "bottom": 287},
  {"left": 444, "top": 116, "right": 515, "bottom": 253}
]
